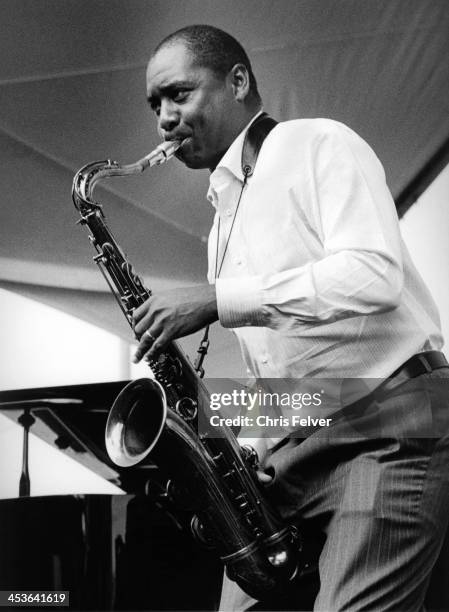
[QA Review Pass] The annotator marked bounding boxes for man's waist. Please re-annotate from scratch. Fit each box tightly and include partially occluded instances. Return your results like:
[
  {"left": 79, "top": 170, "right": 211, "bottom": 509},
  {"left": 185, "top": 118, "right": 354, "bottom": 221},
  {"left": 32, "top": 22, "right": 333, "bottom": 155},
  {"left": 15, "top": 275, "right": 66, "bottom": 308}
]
[{"left": 380, "top": 350, "right": 448, "bottom": 394}]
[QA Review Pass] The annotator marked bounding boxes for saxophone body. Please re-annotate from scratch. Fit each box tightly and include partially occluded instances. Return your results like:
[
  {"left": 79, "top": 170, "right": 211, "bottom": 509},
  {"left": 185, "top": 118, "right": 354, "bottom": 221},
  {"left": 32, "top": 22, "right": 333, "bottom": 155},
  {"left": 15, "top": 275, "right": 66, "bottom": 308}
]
[{"left": 71, "top": 142, "right": 301, "bottom": 599}]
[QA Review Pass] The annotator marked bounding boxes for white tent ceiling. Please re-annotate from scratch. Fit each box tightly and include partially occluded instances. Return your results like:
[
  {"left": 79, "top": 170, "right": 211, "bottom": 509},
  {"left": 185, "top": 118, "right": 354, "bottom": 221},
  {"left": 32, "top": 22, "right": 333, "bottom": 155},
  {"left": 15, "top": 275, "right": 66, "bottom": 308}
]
[{"left": 1, "top": 0, "right": 448, "bottom": 375}]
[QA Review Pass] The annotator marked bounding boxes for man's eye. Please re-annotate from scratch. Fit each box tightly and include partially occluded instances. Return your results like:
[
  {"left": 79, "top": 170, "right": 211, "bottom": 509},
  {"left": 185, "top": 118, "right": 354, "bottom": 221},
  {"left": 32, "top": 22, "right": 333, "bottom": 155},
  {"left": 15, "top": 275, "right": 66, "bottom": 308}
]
[
  {"left": 173, "top": 91, "right": 189, "bottom": 103},
  {"left": 149, "top": 101, "right": 160, "bottom": 115}
]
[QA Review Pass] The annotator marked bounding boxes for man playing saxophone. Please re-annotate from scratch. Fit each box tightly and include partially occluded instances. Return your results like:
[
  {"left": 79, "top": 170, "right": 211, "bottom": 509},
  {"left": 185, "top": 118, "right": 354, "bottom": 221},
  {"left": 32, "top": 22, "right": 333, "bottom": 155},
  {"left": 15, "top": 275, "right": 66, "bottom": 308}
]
[{"left": 132, "top": 24, "right": 449, "bottom": 611}]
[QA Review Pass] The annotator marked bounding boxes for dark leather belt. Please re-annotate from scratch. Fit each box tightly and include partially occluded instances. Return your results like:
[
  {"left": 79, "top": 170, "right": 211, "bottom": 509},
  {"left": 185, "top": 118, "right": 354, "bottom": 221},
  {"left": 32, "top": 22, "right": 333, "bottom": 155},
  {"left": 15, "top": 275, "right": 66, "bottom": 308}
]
[
  {"left": 389, "top": 350, "right": 448, "bottom": 384},
  {"left": 346, "top": 350, "right": 449, "bottom": 419}
]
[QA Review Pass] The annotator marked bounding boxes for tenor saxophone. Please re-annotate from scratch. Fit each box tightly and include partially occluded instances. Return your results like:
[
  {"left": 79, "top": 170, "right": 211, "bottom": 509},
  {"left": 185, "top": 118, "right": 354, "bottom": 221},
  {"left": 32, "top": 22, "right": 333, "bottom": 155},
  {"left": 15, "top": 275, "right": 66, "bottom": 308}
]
[{"left": 71, "top": 141, "right": 301, "bottom": 598}]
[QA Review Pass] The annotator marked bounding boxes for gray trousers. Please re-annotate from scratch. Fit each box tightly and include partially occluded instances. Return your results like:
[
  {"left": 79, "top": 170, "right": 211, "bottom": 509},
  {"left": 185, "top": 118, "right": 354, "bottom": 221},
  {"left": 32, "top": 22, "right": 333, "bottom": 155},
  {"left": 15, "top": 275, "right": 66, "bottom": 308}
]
[{"left": 219, "top": 369, "right": 449, "bottom": 611}]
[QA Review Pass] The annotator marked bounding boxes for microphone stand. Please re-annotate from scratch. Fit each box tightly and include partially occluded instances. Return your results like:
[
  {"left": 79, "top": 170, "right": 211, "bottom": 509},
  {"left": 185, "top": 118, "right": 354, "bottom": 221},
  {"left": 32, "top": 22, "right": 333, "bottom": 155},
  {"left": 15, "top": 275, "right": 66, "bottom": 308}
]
[
  {"left": 17, "top": 409, "right": 35, "bottom": 497},
  {"left": 0, "top": 398, "right": 83, "bottom": 498}
]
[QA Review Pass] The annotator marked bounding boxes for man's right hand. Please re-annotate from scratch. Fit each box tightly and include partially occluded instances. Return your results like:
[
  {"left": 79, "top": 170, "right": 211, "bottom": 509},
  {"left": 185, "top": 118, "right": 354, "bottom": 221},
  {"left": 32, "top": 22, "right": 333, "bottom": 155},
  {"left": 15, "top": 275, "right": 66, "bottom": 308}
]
[{"left": 240, "top": 437, "right": 273, "bottom": 484}]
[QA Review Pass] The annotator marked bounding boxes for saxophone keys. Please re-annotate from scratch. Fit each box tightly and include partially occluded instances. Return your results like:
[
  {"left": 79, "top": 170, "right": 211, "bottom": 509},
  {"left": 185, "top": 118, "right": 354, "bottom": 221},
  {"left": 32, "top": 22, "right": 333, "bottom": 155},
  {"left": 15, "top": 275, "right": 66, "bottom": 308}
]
[
  {"left": 175, "top": 397, "right": 198, "bottom": 421},
  {"left": 190, "top": 516, "right": 214, "bottom": 549}
]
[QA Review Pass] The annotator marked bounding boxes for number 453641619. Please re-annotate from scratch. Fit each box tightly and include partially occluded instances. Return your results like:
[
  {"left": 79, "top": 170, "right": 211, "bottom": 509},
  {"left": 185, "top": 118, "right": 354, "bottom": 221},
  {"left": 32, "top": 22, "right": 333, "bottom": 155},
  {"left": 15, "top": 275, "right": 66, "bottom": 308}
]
[{"left": 0, "top": 592, "right": 69, "bottom": 607}]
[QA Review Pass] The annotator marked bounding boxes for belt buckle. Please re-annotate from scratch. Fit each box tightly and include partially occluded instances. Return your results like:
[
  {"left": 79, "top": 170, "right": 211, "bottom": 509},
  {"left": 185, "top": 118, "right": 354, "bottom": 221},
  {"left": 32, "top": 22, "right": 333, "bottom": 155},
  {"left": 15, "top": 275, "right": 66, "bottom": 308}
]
[{"left": 419, "top": 354, "right": 432, "bottom": 374}]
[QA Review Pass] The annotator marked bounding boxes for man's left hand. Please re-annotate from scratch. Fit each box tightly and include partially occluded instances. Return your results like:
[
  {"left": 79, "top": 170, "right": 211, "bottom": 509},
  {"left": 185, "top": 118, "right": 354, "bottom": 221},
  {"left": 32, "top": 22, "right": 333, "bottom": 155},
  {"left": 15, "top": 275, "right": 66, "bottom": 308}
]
[{"left": 132, "top": 285, "right": 218, "bottom": 363}]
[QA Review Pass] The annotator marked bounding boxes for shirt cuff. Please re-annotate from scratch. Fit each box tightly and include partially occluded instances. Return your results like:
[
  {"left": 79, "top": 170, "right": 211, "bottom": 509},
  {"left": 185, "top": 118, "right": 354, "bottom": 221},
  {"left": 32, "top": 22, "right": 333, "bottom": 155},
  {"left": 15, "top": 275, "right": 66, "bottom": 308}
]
[{"left": 216, "top": 275, "right": 267, "bottom": 328}]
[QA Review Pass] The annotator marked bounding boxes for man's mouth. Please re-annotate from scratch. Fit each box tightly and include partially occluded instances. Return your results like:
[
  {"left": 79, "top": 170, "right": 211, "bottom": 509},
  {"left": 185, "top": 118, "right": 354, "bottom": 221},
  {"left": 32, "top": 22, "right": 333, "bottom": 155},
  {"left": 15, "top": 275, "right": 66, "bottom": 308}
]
[
  {"left": 174, "top": 136, "right": 192, "bottom": 154},
  {"left": 165, "top": 134, "right": 191, "bottom": 144}
]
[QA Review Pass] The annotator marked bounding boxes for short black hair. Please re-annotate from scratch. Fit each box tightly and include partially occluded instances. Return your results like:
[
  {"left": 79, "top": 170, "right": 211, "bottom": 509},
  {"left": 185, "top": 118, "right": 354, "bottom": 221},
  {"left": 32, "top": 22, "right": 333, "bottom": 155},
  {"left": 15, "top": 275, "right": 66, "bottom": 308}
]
[{"left": 152, "top": 24, "right": 261, "bottom": 103}]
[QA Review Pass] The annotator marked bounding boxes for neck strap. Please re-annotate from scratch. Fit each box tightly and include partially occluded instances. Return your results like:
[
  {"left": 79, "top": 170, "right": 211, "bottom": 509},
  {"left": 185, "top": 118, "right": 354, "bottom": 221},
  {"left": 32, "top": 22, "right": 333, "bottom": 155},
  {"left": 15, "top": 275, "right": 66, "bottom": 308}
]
[
  {"left": 241, "top": 112, "right": 278, "bottom": 177},
  {"left": 216, "top": 112, "right": 278, "bottom": 279},
  {"left": 194, "top": 113, "right": 278, "bottom": 378}
]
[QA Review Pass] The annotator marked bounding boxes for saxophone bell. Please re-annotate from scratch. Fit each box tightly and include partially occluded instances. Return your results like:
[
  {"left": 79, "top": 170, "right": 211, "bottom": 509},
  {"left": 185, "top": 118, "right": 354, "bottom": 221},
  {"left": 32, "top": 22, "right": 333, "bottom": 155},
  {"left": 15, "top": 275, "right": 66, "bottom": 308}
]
[{"left": 105, "top": 378, "right": 167, "bottom": 468}]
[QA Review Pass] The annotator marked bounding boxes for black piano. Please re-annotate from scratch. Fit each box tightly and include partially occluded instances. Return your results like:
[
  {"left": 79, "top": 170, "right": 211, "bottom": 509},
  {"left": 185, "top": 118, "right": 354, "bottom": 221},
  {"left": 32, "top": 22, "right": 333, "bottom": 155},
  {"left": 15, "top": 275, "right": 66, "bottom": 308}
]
[{"left": 0, "top": 381, "right": 222, "bottom": 610}]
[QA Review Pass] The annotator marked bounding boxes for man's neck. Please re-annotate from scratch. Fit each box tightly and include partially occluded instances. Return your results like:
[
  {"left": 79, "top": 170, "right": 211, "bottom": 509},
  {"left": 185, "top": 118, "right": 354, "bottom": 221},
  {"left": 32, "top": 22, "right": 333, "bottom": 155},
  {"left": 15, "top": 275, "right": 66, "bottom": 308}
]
[{"left": 208, "top": 106, "right": 263, "bottom": 172}]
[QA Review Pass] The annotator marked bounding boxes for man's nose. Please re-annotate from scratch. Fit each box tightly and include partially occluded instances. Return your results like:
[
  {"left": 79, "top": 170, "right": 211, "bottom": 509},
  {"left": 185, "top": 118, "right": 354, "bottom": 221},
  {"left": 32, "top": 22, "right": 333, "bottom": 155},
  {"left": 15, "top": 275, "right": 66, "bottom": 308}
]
[{"left": 158, "top": 100, "right": 179, "bottom": 135}]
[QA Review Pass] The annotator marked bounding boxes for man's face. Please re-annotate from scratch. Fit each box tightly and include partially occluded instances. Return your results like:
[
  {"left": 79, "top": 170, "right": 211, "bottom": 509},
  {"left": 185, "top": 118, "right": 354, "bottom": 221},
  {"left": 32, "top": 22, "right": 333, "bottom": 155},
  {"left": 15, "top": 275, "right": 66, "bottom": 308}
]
[{"left": 146, "top": 42, "right": 242, "bottom": 170}]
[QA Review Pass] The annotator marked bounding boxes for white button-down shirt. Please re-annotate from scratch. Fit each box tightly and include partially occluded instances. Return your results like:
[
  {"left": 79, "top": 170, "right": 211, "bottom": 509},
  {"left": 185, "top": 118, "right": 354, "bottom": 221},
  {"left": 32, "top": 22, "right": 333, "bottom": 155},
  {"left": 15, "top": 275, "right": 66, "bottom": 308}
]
[{"left": 207, "top": 116, "right": 442, "bottom": 382}]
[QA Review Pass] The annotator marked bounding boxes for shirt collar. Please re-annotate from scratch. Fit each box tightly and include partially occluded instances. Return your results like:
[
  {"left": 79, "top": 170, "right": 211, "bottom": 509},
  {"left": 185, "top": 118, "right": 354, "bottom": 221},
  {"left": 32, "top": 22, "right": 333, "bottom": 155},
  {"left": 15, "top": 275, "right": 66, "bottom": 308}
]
[{"left": 207, "top": 109, "right": 264, "bottom": 207}]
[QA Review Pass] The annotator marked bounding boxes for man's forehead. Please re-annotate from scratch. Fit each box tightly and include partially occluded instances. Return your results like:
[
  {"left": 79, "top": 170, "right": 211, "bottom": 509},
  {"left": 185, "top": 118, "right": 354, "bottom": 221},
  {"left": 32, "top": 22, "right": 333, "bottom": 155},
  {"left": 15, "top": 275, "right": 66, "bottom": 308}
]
[{"left": 146, "top": 44, "right": 196, "bottom": 88}]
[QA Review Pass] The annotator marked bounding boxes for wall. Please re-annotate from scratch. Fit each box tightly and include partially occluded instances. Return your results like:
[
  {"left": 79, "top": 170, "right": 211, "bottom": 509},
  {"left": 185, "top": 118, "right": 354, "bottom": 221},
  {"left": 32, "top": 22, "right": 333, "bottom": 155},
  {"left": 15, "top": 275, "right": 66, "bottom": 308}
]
[{"left": 400, "top": 164, "right": 449, "bottom": 348}]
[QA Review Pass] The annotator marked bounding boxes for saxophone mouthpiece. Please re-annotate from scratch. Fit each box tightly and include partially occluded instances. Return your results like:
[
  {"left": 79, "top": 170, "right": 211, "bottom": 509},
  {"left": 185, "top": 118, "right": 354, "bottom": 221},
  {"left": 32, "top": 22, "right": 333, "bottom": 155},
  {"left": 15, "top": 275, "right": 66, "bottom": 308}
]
[
  {"left": 143, "top": 140, "right": 183, "bottom": 168},
  {"left": 159, "top": 139, "right": 183, "bottom": 157}
]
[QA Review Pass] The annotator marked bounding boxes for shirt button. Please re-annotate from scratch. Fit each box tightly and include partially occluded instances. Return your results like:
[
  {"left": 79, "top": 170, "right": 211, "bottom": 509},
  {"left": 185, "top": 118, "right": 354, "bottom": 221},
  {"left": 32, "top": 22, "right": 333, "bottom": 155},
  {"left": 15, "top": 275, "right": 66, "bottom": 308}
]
[
  {"left": 261, "top": 356, "right": 268, "bottom": 364},
  {"left": 226, "top": 208, "right": 233, "bottom": 217}
]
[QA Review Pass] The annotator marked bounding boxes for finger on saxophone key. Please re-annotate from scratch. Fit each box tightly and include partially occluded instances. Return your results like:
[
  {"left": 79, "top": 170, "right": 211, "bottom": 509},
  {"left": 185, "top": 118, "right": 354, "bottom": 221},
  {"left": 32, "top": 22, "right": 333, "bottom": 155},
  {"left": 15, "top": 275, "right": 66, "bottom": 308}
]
[{"left": 132, "top": 329, "right": 156, "bottom": 363}]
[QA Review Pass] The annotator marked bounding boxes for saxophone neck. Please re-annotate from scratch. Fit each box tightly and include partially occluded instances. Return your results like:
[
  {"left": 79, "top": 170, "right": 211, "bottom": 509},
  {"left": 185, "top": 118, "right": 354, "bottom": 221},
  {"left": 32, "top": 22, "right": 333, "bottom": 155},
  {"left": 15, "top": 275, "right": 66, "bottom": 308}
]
[
  {"left": 72, "top": 140, "right": 183, "bottom": 211},
  {"left": 71, "top": 159, "right": 113, "bottom": 215}
]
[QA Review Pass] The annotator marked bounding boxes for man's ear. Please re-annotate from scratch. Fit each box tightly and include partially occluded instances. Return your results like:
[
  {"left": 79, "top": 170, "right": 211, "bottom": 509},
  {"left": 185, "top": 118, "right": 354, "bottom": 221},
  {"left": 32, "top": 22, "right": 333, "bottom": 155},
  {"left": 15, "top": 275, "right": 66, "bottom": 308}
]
[{"left": 229, "top": 63, "right": 250, "bottom": 102}]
